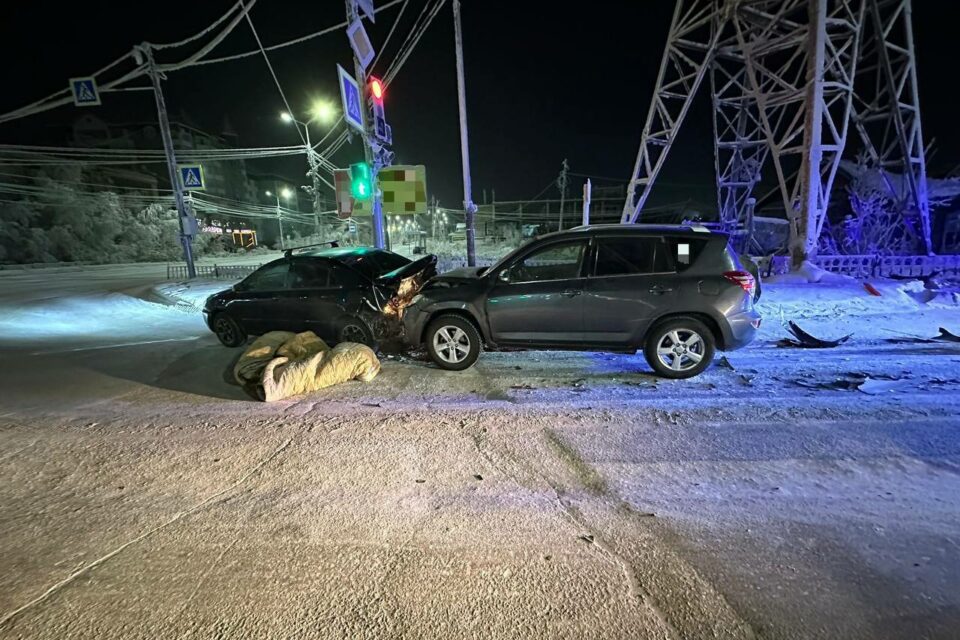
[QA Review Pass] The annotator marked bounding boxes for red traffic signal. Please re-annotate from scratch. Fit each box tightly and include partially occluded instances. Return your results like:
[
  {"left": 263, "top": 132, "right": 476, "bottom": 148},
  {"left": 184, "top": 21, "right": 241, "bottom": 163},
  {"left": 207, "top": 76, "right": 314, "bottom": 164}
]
[{"left": 369, "top": 77, "right": 384, "bottom": 103}]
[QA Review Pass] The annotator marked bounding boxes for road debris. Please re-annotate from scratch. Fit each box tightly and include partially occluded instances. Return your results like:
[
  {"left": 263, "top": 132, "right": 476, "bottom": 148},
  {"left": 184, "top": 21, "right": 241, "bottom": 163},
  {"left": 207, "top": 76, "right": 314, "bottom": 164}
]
[{"left": 778, "top": 321, "right": 852, "bottom": 348}]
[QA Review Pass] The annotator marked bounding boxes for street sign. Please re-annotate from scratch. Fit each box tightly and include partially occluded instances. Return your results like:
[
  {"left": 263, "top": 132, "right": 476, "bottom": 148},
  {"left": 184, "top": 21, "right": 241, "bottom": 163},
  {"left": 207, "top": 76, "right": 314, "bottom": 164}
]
[
  {"left": 372, "top": 102, "right": 391, "bottom": 144},
  {"left": 179, "top": 165, "right": 205, "bottom": 191},
  {"left": 337, "top": 65, "right": 365, "bottom": 132},
  {"left": 356, "top": 0, "right": 376, "bottom": 23},
  {"left": 69, "top": 77, "right": 100, "bottom": 107},
  {"left": 346, "top": 19, "right": 375, "bottom": 71},
  {"left": 354, "top": 165, "right": 427, "bottom": 216}
]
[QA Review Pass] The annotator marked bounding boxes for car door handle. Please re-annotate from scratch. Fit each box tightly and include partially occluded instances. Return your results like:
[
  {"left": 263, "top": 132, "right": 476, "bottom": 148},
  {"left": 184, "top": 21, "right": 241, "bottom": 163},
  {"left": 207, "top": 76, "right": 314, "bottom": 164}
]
[
  {"left": 648, "top": 286, "right": 673, "bottom": 294},
  {"left": 561, "top": 289, "right": 581, "bottom": 297}
]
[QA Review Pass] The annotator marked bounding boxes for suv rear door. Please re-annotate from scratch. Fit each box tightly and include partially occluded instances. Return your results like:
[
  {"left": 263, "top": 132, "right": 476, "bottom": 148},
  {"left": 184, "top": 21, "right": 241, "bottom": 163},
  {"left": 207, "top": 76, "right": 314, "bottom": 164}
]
[
  {"left": 485, "top": 238, "right": 587, "bottom": 345},
  {"left": 582, "top": 234, "right": 679, "bottom": 346}
]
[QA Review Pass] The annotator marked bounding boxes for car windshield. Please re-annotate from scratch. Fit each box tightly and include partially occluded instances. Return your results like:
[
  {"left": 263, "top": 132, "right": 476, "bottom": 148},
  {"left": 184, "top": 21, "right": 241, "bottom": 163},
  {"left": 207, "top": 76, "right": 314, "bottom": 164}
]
[{"left": 338, "top": 249, "right": 411, "bottom": 279}]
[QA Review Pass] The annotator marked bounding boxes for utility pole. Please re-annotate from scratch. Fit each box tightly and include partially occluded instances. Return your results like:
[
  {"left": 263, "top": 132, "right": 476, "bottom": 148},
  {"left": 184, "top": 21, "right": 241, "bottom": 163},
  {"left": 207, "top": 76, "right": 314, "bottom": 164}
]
[
  {"left": 302, "top": 126, "right": 323, "bottom": 238},
  {"left": 557, "top": 158, "right": 569, "bottom": 231},
  {"left": 346, "top": 0, "right": 386, "bottom": 249},
  {"left": 452, "top": 0, "right": 477, "bottom": 266},
  {"left": 582, "top": 178, "right": 592, "bottom": 226},
  {"left": 140, "top": 44, "right": 196, "bottom": 278}
]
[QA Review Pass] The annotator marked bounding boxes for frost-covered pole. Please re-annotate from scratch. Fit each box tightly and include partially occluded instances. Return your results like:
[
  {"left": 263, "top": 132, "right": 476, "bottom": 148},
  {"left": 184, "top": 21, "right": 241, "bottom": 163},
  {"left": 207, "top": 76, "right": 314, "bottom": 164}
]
[
  {"left": 453, "top": 0, "right": 477, "bottom": 267},
  {"left": 792, "top": 0, "right": 828, "bottom": 270},
  {"left": 582, "top": 179, "right": 592, "bottom": 227},
  {"left": 140, "top": 44, "right": 196, "bottom": 279}
]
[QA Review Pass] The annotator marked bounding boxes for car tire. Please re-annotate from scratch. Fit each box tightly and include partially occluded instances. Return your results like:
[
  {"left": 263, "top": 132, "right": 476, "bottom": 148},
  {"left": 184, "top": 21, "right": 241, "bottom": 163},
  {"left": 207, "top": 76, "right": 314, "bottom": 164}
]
[
  {"left": 644, "top": 317, "right": 715, "bottom": 379},
  {"left": 337, "top": 317, "right": 376, "bottom": 348},
  {"left": 425, "top": 314, "right": 481, "bottom": 371},
  {"left": 212, "top": 313, "right": 246, "bottom": 348}
]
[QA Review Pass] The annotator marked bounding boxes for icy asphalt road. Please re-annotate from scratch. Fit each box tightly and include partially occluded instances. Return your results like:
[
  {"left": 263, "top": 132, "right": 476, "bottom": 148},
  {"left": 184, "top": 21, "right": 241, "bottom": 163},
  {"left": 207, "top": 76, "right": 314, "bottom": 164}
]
[{"left": 1, "top": 267, "right": 960, "bottom": 639}]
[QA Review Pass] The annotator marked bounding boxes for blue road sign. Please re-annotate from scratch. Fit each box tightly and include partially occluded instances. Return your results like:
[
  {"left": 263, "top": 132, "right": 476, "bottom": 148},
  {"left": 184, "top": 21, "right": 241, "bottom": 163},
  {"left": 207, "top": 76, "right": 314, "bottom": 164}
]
[
  {"left": 70, "top": 77, "right": 100, "bottom": 107},
  {"left": 179, "top": 165, "right": 205, "bottom": 191},
  {"left": 337, "top": 64, "right": 365, "bottom": 132}
]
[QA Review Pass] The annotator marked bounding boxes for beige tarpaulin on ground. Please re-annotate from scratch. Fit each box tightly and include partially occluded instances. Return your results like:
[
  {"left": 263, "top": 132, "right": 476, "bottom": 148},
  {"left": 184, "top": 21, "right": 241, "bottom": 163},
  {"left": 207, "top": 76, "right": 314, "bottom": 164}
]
[{"left": 234, "top": 331, "right": 380, "bottom": 402}]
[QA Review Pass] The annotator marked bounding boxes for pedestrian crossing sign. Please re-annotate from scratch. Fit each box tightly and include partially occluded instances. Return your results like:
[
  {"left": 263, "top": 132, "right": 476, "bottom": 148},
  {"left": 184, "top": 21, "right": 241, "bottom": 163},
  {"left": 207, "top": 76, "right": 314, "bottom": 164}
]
[
  {"left": 70, "top": 77, "right": 101, "bottom": 107},
  {"left": 179, "top": 165, "right": 205, "bottom": 191}
]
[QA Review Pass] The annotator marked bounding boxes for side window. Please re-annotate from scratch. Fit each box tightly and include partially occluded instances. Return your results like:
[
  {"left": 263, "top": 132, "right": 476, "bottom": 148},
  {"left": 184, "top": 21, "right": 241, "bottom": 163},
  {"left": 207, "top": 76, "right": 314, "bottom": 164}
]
[
  {"left": 289, "top": 261, "right": 330, "bottom": 289},
  {"left": 329, "top": 264, "right": 361, "bottom": 288},
  {"left": 665, "top": 238, "right": 708, "bottom": 271},
  {"left": 244, "top": 261, "right": 289, "bottom": 291},
  {"left": 593, "top": 237, "right": 672, "bottom": 276},
  {"left": 507, "top": 241, "right": 586, "bottom": 283}
]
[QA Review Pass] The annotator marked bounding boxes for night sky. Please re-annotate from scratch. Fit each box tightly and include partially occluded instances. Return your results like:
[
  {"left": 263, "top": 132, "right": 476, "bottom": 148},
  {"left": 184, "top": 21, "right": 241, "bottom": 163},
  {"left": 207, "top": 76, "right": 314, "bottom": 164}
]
[{"left": 1, "top": 1, "right": 957, "bottom": 208}]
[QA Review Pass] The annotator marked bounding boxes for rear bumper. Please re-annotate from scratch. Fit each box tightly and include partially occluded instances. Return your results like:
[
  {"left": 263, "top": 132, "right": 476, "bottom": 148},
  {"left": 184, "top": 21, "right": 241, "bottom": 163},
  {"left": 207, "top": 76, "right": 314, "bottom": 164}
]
[{"left": 723, "top": 309, "right": 761, "bottom": 350}]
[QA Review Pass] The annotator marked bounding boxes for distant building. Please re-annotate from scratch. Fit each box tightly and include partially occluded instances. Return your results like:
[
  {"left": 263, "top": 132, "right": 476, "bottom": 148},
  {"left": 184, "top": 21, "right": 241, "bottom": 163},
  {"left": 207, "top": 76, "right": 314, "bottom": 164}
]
[{"left": 69, "top": 113, "right": 256, "bottom": 204}]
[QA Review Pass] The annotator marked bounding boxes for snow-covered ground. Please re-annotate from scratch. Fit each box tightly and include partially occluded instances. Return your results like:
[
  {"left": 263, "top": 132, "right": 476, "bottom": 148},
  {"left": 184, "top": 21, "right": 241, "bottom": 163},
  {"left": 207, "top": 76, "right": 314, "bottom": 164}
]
[{"left": 1, "top": 264, "right": 959, "bottom": 639}]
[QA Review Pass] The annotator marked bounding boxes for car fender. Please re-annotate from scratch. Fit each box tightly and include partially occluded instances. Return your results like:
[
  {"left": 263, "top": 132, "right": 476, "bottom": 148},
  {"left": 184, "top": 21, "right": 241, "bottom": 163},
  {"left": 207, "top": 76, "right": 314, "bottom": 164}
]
[{"left": 418, "top": 300, "right": 492, "bottom": 345}]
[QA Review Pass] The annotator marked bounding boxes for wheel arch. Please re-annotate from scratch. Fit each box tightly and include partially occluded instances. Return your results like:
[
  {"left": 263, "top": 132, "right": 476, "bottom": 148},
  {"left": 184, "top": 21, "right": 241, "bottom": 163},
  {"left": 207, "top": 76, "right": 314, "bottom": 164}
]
[
  {"left": 421, "top": 308, "right": 486, "bottom": 346},
  {"left": 646, "top": 311, "right": 727, "bottom": 350}
]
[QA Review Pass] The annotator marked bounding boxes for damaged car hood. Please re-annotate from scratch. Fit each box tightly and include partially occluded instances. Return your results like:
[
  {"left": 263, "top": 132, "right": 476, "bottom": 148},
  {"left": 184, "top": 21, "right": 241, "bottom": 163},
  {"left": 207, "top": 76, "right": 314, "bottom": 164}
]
[
  {"left": 430, "top": 266, "right": 488, "bottom": 283},
  {"left": 376, "top": 254, "right": 438, "bottom": 285}
]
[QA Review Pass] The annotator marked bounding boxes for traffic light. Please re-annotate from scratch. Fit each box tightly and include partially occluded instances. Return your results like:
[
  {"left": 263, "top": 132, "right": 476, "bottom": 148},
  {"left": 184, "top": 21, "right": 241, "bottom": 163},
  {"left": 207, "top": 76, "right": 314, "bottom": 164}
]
[
  {"left": 369, "top": 77, "right": 384, "bottom": 104},
  {"left": 350, "top": 162, "right": 373, "bottom": 200}
]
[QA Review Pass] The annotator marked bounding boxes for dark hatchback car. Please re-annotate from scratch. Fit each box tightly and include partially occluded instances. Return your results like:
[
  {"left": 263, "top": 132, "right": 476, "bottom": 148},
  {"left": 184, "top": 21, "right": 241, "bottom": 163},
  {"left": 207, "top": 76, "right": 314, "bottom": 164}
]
[
  {"left": 403, "top": 225, "right": 761, "bottom": 378},
  {"left": 204, "top": 246, "right": 429, "bottom": 348}
]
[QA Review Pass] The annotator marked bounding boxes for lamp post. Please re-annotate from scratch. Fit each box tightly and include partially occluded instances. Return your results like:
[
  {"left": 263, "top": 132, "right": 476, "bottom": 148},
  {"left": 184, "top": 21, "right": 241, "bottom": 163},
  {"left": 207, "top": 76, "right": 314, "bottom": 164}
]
[
  {"left": 281, "top": 101, "right": 337, "bottom": 231},
  {"left": 265, "top": 186, "right": 294, "bottom": 250}
]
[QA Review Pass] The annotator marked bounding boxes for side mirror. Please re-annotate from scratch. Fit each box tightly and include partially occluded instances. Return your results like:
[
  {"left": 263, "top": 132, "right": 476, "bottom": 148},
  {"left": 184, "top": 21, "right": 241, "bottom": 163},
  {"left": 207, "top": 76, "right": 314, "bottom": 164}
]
[{"left": 497, "top": 269, "right": 510, "bottom": 283}]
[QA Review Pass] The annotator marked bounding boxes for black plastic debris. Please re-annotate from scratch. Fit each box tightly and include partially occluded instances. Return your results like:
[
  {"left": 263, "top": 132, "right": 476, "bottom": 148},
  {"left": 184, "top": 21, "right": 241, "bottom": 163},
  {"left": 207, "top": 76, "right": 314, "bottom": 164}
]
[
  {"left": 885, "top": 327, "right": 960, "bottom": 345},
  {"left": 791, "top": 372, "right": 909, "bottom": 394},
  {"left": 717, "top": 356, "right": 735, "bottom": 370},
  {"left": 778, "top": 321, "right": 852, "bottom": 348},
  {"left": 937, "top": 327, "right": 960, "bottom": 343}
]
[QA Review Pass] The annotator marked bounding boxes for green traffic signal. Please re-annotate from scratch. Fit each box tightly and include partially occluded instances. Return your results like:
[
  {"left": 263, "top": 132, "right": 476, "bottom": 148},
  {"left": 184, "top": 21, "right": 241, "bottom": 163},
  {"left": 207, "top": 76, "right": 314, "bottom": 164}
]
[{"left": 350, "top": 162, "right": 373, "bottom": 200}]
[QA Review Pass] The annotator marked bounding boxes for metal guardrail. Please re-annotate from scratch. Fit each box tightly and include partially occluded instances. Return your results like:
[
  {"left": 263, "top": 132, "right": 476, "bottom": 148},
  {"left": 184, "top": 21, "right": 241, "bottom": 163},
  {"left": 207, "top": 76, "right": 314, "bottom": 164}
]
[
  {"left": 166, "top": 264, "right": 261, "bottom": 280},
  {"left": 764, "top": 254, "right": 960, "bottom": 278}
]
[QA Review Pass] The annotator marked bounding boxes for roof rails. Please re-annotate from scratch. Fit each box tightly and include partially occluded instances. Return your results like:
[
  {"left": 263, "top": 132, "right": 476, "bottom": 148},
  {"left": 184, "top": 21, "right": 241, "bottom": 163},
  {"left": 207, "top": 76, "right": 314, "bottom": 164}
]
[{"left": 283, "top": 240, "right": 339, "bottom": 259}]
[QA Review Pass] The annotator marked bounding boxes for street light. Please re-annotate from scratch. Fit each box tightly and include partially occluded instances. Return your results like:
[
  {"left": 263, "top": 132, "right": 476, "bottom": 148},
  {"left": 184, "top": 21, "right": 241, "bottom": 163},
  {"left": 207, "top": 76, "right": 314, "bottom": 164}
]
[
  {"left": 310, "top": 100, "right": 337, "bottom": 125},
  {"left": 280, "top": 102, "right": 338, "bottom": 228},
  {"left": 266, "top": 187, "right": 295, "bottom": 250}
]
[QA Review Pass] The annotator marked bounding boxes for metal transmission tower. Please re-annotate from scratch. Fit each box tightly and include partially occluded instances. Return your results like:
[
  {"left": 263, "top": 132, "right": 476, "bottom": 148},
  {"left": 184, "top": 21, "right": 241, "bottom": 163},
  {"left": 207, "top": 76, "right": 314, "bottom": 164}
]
[
  {"left": 851, "top": 0, "right": 931, "bottom": 254},
  {"left": 623, "top": 0, "right": 930, "bottom": 265}
]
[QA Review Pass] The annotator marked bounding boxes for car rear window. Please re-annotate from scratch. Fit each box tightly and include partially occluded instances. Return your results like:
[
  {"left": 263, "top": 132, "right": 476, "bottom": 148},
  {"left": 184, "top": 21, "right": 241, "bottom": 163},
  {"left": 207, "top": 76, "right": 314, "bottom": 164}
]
[
  {"left": 339, "top": 250, "right": 410, "bottom": 279},
  {"left": 665, "top": 237, "right": 709, "bottom": 271},
  {"left": 593, "top": 237, "right": 672, "bottom": 276}
]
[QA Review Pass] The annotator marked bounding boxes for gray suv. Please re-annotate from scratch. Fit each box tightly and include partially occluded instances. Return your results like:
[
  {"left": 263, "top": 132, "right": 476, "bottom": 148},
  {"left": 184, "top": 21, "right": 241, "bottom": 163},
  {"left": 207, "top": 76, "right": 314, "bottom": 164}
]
[{"left": 403, "top": 225, "right": 761, "bottom": 378}]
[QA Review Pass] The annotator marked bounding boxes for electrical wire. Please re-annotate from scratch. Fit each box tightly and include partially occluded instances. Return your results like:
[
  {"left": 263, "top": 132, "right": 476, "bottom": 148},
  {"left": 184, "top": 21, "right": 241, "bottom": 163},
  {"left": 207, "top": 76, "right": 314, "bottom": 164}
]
[
  {"left": 190, "top": 0, "right": 406, "bottom": 67},
  {"left": 370, "top": 0, "right": 410, "bottom": 73},
  {"left": 154, "top": 0, "right": 258, "bottom": 73},
  {"left": 146, "top": 1, "right": 246, "bottom": 50}
]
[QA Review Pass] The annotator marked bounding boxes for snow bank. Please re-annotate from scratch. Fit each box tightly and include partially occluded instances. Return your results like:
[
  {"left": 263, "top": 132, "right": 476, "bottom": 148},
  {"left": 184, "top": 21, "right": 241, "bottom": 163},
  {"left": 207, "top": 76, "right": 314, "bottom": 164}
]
[
  {"left": 765, "top": 260, "right": 857, "bottom": 284},
  {"left": 756, "top": 277, "right": 960, "bottom": 341},
  {"left": 0, "top": 292, "right": 203, "bottom": 345},
  {"left": 153, "top": 280, "right": 233, "bottom": 311}
]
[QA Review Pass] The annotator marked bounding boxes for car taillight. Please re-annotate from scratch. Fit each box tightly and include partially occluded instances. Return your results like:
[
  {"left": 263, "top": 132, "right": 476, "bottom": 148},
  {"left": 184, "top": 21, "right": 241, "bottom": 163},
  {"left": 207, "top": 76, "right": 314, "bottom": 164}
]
[{"left": 723, "top": 270, "right": 755, "bottom": 294}]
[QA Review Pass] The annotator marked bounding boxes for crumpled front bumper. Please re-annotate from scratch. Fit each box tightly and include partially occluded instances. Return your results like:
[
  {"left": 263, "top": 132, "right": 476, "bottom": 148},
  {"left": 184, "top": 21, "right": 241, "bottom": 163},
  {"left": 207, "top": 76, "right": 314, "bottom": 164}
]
[{"left": 401, "top": 303, "right": 430, "bottom": 347}]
